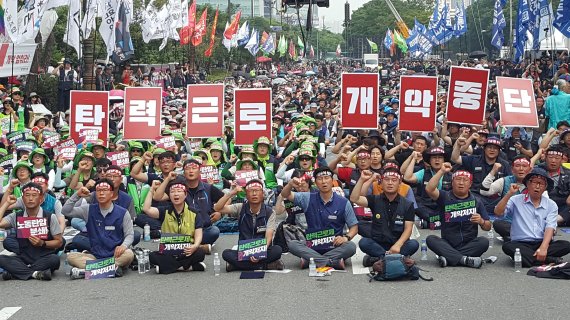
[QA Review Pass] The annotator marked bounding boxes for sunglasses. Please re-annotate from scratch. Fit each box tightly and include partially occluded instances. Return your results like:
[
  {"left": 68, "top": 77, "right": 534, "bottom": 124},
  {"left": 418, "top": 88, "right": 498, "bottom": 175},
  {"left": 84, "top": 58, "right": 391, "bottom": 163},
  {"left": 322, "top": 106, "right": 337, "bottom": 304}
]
[{"left": 299, "top": 157, "right": 312, "bottom": 161}]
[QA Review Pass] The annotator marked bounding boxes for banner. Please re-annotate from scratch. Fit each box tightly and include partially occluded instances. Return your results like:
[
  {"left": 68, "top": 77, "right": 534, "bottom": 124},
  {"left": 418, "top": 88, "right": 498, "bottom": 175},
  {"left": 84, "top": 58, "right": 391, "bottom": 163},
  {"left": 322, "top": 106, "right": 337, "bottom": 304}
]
[
  {"left": 186, "top": 84, "right": 224, "bottom": 138},
  {"left": 0, "top": 154, "right": 14, "bottom": 170},
  {"left": 444, "top": 199, "right": 476, "bottom": 223},
  {"left": 0, "top": 43, "right": 37, "bottom": 77},
  {"left": 107, "top": 151, "right": 129, "bottom": 168},
  {"left": 16, "top": 217, "right": 49, "bottom": 239},
  {"left": 491, "top": 0, "right": 507, "bottom": 50},
  {"left": 237, "top": 238, "right": 267, "bottom": 261},
  {"left": 85, "top": 257, "right": 116, "bottom": 280},
  {"left": 305, "top": 229, "right": 335, "bottom": 252},
  {"left": 200, "top": 165, "right": 220, "bottom": 183},
  {"left": 446, "top": 66, "right": 489, "bottom": 126},
  {"left": 496, "top": 77, "right": 539, "bottom": 128},
  {"left": 235, "top": 170, "right": 259, "bottom": 187},
  {"left": 70, "top": 91, "right": 109, "bottom": 146},
  {"left": 399, "top": 75, "right": 438, "bottom": 132},
  {"left": 234, "top": 88, "right": 272, "bottom": 145},
  {"left": 341, "top": 73, "right": 379, "bottom": 130},
  {"left": 124, "top": 87, "right": 162, "bottom": 140},
  {"left": 159, "top": 233, "right": 193, "bottom": 255},
  {"left": 553, "top": 0, "right": 570, "bottom": 37}
]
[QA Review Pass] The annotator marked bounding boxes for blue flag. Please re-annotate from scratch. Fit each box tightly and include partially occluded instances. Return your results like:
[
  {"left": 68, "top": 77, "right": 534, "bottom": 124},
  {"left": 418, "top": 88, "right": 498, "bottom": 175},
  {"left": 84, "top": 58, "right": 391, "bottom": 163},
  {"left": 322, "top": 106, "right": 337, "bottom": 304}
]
[
  {"left": 514, "top": 0, "right": 529, "bottom": 62},
  {"left": 407, "top": 24, "right": 419, "bottom": 53},
  {"left": 429, "top": 0, "right": 440, "bottom": 29},
  {"left": 553, "top": 0, "right": 570, "bottom": 37},
  {"left": 415, "top": 20, "right": 433, "bottom": 57},
  {"left": 491, "top": 0, "right": 506, "bottom": 50},
  {"left": 111, "top": 0, "right": 134, "bottom": 65},
  {"left": 384, "top": 29, "right": 393, "bottom": 51},
  {"left": 430, "top": 4, "right": 454, "bottom": 45},
  {"left": 453, "top": 0, "right": 467, "bottom": 37}
]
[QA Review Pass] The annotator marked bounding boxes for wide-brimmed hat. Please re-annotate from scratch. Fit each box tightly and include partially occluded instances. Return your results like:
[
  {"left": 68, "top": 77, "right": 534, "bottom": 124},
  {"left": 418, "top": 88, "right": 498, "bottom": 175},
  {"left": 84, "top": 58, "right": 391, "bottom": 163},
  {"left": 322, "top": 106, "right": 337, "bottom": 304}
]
[{"left": 522, "top": 167, "right": 554, "bottom": 192}]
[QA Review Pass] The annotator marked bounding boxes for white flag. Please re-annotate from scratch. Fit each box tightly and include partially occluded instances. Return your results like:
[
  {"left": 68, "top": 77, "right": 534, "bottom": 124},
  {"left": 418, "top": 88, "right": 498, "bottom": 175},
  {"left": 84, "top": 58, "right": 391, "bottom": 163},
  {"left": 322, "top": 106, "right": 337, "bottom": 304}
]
[
  {"left": 181, "top": 0, "right": 189, "bottom": 26},
  {"left": 81, "top": 0, "right": 100, "bottom": 39},
  {"left": 64, "top": 0, "right": 82, "bottom": 57},
  {"left": 40, "top": 10, "right": 59, "bottom": 46},
  {"left": 4, "top": 0, "right": 19, "bottom": 43},
  {"left": 99, "top": 0, "right": 120, "bottom": 57}
]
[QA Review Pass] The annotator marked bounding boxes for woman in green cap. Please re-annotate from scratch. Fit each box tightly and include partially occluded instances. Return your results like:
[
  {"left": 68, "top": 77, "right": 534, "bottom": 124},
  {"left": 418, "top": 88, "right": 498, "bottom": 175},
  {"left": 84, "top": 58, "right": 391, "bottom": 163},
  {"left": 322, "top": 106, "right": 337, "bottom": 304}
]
[
  {"left": 2, "top": 161, "right": 32, "bottom": 198},
  {"left": 126, "top": 156, "right": 150, "bottom": 216},
  {"left": 148, "top": 148, "right": 165, "bottom": 175},
  {"left": 207, "top": 142, "right": 227, "bottom": 190},
  {"left": 253, "top": 136, "right": 280, "bottom": 192},
  {"left": 30, "top": 148, "right": 55, "bottom": 190},
  {"left": 65, "top": 151, "right": 97, "bottom": 191},
  {"left": 276, "top": 148, "right": 317, "bottom": 183}
]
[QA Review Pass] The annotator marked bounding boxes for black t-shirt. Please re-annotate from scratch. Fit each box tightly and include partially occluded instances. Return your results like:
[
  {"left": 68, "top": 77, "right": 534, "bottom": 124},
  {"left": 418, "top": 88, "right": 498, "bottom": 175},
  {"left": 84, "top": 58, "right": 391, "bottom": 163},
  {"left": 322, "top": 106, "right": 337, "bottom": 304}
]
[
  {"left": 366, "top": 194, "right": 415, "bottom": 244},
  {"left": 435, "top": 190, "right": 488, "bottom": 248}
]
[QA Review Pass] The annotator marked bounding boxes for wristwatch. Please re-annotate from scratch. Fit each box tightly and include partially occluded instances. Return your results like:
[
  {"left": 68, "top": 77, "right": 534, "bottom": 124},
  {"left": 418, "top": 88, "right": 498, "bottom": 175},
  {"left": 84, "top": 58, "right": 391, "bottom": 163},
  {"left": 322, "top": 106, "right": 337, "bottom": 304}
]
[{"left": 344, "top": 234, "right": 352, "bottom": 241}]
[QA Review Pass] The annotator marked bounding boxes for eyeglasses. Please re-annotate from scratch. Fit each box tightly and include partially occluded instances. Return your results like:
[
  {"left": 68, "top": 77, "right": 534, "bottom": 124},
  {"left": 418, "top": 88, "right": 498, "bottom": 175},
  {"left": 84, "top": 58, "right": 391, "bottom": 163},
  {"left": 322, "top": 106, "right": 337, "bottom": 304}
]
[{"left": 529, "top": 179, "right": 546, "bottom": 187}]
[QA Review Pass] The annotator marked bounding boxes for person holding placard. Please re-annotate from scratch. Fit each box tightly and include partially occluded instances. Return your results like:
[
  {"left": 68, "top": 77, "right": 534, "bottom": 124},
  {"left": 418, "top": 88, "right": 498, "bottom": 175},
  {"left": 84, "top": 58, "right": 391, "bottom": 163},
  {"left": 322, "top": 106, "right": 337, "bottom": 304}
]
[
  {"left": 0, "top": 183, "right": 63, "bottom": 281},
  {"left": 143, "top": 178, "right": 207, "bottom": 274},
  {"left": 424, "top": 163, "right": 492, "bottom": 268},
  {"left": 350, "top": 169, "right": 418, "bottom": 267},
  {"left": 214, "top": 179, "right": 284, "bottom": 272},
  {"left": 62, "top": 179, "right": 135, "bottom": 279},
  {"left": 281, "top": 167, "right": 358, "bottom": 270}
]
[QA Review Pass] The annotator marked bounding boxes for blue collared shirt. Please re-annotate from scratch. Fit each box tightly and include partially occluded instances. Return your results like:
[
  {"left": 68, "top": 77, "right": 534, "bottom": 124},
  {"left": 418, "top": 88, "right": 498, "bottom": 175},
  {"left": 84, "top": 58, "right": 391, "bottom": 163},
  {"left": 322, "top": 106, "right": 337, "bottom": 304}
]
[{"left": 505, "top": 194, "right": 558, "bottom": 242}]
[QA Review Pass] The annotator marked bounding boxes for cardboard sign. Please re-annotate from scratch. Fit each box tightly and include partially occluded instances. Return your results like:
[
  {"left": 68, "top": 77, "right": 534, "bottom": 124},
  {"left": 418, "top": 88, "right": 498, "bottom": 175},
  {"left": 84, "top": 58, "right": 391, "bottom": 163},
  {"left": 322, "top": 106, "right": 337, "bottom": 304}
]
[
  {"left": 79, "top": 129, "right": 99, "bottom": 144},
  {"left": 6, "top": 131, "right": 25, "bottom": 145},
  {"left": 107, "top": 151, "right": 129, "bottom": 169},
  {"left": 446, "top": 66, "right": 489, "bottom": 125},
  {"left": 70, "top": 90, "right": 109, "bottom": 146},
  {"left": 159, "top": 233, "right": 193, "bottom": 255},
  {"left": 0, "top": 154, "right": 13, "bottom": 170},
  {"left": 16, "top": 217, "right": 49, "bottom": 239},
  {"left": 496, "top": 77, "right": 539, "bottom": 128},
  {"left": 444, "top": 199, "right": 477, "bottom": 223},
  {"left": 237, "top": 238, "right": 267, "bottom": 261},
  {"left": 235, "top": 170, "right": 260, "bottom": 187},
  {"left": 15, "top": 141, "right": 35, "bottom": 153},
  {"left": 0, "top": 117, "right": 11, "bottom": 134},
  {"left": 200, "top": 165, "right": 220, "bottom": 183},
  {"left": 398, "top": 75, "right": 438, "bottom": 132},
  {"left": 124, "top": 87, "right": 162, "bottom": 140},
  {"left": 305, "top": 229, "right": 335, "bottom": 252},
  {"left": 156, "top": 136, "right": 176, "bottom": 149},
  {"left": 60, "top": 147, "right": 77, "bottom": 160},
  {"left": 54, "top": 138, "right": 77, "bottom": 157},
  {"left": 186, "top": 84, "right": 224, "bottom": 138},
  {"left": 234, "top": 88, "right": 272, "bottom": 145},
  {"left": 85, "top": 257, "right": 116, "bottom": 280},
  {"left": 341, "top": 73, "right": 379, "bottom": 129}
]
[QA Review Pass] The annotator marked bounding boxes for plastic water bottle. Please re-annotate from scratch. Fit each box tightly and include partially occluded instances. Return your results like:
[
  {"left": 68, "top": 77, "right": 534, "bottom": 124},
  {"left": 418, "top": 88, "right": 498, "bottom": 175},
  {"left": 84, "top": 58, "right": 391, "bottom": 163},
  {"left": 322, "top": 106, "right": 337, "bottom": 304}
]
[
  {"left": 63, "top": 254, "right": 71, "bottom": 276},
  {"left": 0, "top": 228, "right": 6, "bottom": 241},
  {"left": 514, "top": 248, "right": 522, "bottom": 272},
  {"left": 309, "top": 257, "right": 317, "bottom": 277},
  {"left": 143, "top": 249, "right": 151, "bottom": 273},
  {"left": 143, "top": 223, "right": 151, "bottom": 242},
  {"left": 137, "top": 251, "right": 145, "bottom": 274},
  {"left": 487, "top": 229, "right": 495, "bottom": 248},
  {"left": 421, "top": 239, "right": 428, "bottom": 261},
  {"left": 213, "top": 253, "right": 220, "bottom": 276}
]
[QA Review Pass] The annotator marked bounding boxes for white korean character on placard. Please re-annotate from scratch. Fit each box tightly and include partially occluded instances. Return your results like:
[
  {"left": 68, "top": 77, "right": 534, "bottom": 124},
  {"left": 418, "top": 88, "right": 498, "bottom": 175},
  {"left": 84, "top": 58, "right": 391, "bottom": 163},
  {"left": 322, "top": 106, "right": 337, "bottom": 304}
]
[
  {"left": 346, "top": 87, "right": 374, "bottom": 114},
  {"left": 191, "top": 97, "right": 219, "bottom": 124},
  {"left": 404, "top": 89, "right": 434, "bottom": 117},
  {"left": 75, "top": 104, "right": 105, "bottom": 132},
  {"left": 129, "top": 100, "right": 157, "bottom": 126},
  {"left": 452, "top": 81, "right": 482, "bottom": 110},
  {"left": 503, "top": 88, "right": 532, "bottom": 114},
  {"left": 239, "top": 103, "right": 267, "bottom": 131}
]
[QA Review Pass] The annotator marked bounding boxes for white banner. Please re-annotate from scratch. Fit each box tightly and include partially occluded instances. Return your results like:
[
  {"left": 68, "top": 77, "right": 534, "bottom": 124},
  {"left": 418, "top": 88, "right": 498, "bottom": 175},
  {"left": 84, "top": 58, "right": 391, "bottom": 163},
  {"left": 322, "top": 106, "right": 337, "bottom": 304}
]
[{"left": 0, "top": 43, "right": 37, "bottom": 77}]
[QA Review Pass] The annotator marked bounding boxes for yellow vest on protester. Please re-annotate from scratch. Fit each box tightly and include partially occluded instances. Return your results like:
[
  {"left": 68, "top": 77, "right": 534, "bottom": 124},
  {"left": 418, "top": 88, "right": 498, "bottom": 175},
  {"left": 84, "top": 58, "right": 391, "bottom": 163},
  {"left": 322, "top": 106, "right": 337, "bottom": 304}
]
[{"left": 161, "top": 204, "right": 198, "bottom": 243}]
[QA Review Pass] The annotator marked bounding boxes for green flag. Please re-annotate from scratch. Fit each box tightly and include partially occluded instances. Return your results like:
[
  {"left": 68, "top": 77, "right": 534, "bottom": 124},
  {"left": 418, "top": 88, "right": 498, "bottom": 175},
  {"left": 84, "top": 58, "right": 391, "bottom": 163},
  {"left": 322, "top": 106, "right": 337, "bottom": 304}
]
[
  {"left": 297, "top": 36, "right": 305, "bottom": 55},
  {"left": 393, "top": 30, "right": 408, "bottom": 53},
  {"left": 367, "top": 38, "right": 378, "bottom": 53},
  {"left": 278, "top": 35, "right": 287, "bottom": 57}
]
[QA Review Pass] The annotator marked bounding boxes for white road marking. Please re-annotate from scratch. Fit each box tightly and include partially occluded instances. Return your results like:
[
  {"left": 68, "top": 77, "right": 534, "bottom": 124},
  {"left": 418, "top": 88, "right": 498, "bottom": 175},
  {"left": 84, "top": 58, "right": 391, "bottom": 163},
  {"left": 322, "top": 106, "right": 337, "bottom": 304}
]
[
  {"left": 0, "top": 307, "right": 22, "bottom": 320},
  {"left": 350, "top": 235, "right": 370, "bottom": 275}
]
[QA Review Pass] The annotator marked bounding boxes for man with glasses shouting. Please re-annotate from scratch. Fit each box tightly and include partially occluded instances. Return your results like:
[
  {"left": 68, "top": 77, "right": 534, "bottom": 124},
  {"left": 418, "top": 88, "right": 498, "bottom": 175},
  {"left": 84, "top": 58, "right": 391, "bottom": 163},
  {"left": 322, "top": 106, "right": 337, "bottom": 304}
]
[{"left": 424, "top": 163, "right": 492, "bottom": 269}]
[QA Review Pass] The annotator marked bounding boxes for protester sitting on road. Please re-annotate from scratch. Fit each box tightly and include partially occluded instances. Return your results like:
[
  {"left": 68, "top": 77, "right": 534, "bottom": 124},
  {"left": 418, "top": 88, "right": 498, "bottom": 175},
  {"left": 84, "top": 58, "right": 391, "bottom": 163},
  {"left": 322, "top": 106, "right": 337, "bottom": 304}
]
[
  {"left": 281, "top": 167, "right": 358, "bottom": 270},
  {"left": 351, "top": 169, "right": 418, "bottom": 267},
  {"left": 143, "top": 178, "right": 206, "bottom": 274},
  {"left": 63, "top": 180, "right": 135, "bottom": 279},
  {"left": 498, "top": 168, "right": 570, "bottom": 267},
  {"left": 536, "top": 145, "right": 570, "bottom": 226},
  {"left": 425, "top": 163, "right": 492, "bottom": 268},
  {"left": 214, "top": 179, "right": 284, "bottom": 272},
  {"left": 0, "top": 184, "right": 63, "bottom": 281}
]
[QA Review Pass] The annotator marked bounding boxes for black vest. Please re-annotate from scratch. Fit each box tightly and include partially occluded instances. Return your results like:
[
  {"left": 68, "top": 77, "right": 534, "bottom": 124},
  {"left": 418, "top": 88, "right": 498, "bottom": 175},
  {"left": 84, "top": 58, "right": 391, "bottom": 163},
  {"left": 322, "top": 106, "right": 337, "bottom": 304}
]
[
  {"left": 238, "top": 202, "right": 272, "bottom": 241},
  {"left": 185, "top": 182, "right": 213, "bottom": 228},
  {"left": 416, "top": 169, "right": 452, "bottom": 204},
  {"left": 370, "top": 195, "right": 413, "bottom": 245},
  {"left": 59, "top": 69, "right": 74, "bottom": 90}
]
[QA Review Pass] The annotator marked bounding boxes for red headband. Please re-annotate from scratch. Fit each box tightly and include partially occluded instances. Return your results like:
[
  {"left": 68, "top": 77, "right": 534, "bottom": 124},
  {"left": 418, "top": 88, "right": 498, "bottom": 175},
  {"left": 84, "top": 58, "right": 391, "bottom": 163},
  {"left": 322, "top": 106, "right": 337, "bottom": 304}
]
[
  {"left": 22, "top": 185, "right": 41, "bottom": 194},
  {"left": 513, "top": 158, "right": 530, "bottom": 166},
  {"left": 169, "top": 183, "right": 186, "bottom": 192},
  {"left": 357, "top": 152, "right": 371, "bottom": 159},
  {"left": 105, "top": 169, "right": 122, "bottom": 176},
  {"left": 246, "top": 182, "right": 263, "bottom": 190},
  {"left": 547, "top": 150, "right": 563, "bottom": 157},
  {"left": 382, "top": 171, "right": 401, "bottom": 180},
  {"left": 96, "top": 182, "right": 112, "bottom": 191},
  {"left": 452, "top": 170, "right": 473, "bottom": 181},
  {"left": 32, "top": 177, "right": 47, "bottom": 184}
]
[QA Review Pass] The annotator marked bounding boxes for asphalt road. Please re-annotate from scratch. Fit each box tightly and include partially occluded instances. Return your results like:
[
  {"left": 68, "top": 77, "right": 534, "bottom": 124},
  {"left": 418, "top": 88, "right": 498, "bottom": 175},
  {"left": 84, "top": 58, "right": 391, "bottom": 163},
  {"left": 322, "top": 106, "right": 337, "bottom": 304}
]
[{"left": 1, "top": 228, "right": 569, "bottom": 320}]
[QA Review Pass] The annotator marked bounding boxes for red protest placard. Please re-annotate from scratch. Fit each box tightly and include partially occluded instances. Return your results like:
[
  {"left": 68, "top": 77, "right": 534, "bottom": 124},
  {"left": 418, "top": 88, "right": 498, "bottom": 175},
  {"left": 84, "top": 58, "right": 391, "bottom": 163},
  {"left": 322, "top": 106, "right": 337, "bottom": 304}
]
[
  {"left": 398, "top": 75, "right": 438, "bottom": 132},
  {"left": 42, "top": 132, "right": 60, "bottom": 148},
  {"left": 107, "top": 151, "right": 130, "bottom": 169},
  {"left": 124, "top": 87, "right": 162, "bottom": 140},
  {"left": 70, "top": 91, "right": 109, "bottom": 146},
  {"left": 235, "top": 170, "right": 260, "bottom": 187},
  {"left": 234, "top": 88, "right": 272, "bottom": 145},
  {"left": 155, "top": 136, "right": 176, "bottom": 149},
  {"left": 341, "top": 73, "right": 379, "bottom": 129},
  {"left": 54, "top": 138, "right": 77, "bottom": 158},
  {"left": 496, "top": 77, "right": 539, "bottom": 128},
  {"left": 16, "top": 217, "right": 49, "bottom": 239},
  {"left": 200, "top": 165, "right": 220, "bottom": 183},
  {"left": 186, "top": 84, "right": 224, "bottom": 138},
  {"left": 79, "top": 129, "right": 99, "bottom": 144},
  {"left": 446, "top": 66, "right": 489, "bottom": 126}
]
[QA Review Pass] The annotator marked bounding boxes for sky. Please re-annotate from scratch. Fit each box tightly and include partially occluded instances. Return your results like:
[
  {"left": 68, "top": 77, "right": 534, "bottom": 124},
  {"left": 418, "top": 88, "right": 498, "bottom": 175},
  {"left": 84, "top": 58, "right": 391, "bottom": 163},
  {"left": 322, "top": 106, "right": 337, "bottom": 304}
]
[{"left": 319, "top": 0, "right": 370, "bottom": 33}]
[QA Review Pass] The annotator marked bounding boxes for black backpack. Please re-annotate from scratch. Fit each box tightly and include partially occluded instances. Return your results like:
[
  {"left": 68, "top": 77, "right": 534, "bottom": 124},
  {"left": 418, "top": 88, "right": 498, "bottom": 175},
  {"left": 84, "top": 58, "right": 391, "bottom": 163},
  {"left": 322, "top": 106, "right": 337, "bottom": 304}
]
[{"left": 273, "top": 222, "right": 306, "bottom": 253}]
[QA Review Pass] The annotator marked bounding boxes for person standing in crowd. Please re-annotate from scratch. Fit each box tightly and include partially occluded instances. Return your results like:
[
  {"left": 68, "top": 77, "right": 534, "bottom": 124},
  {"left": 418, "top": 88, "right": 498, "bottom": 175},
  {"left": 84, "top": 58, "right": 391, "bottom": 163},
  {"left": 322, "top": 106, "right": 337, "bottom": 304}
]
[{"left": 52, "top": 59, "right": 78, "bottom": 112}]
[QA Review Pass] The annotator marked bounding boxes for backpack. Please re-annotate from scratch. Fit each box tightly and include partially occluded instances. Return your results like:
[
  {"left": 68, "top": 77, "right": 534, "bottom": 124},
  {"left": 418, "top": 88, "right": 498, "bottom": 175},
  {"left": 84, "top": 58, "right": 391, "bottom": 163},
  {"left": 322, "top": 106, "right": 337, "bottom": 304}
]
[
  {"left": 527, "top": 262, "right": 570, "bottom": 279},
  {"left": 368, "top": 254, "right": 433, "bottom": 281},
  {"left": 273, "top": 221, "right": 306, "bottom": 253}
]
